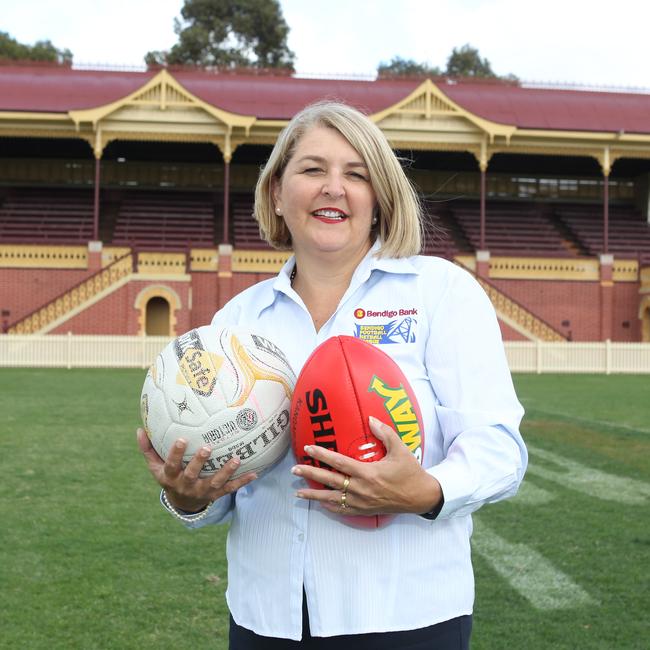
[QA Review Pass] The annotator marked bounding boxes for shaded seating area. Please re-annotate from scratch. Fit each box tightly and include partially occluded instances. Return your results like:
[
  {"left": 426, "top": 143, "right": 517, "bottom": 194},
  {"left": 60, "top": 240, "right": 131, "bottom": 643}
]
[
  {"left": 421, "top": 205, "right": 470, "bottom": 259},
  {"left": 450, "top": 200, "right": 576, "bottom": 256},
  {"left": 111, "top": 191, "right": 216, "bottom": 249},
  {"left": 0, "top": 188, "right": 94, "bottom": 243},
  {"left": 231, "top": 194, "right": 271, "bottom": 249},
  {"left": 554, "top": 203, "right": 650, "bottom": 260}
]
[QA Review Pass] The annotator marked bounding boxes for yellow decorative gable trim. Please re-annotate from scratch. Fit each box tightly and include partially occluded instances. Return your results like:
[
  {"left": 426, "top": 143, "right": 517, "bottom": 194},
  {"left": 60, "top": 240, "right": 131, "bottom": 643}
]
[
  {"left": 69, "top": 69, "right": 255, "bottom": 131},
  {"left": 370, "top": 79, "right": 516, "bottom": 144}
]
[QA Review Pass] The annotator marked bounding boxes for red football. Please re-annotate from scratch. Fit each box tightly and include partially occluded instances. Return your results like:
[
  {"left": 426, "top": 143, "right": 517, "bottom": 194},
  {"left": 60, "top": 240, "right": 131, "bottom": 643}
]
[{"left": 290, "top": 335, "right": 425, "bottom": 528}]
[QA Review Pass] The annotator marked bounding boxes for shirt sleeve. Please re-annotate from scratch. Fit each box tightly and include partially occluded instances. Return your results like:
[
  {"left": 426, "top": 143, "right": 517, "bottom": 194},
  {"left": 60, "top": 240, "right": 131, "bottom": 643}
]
[{"left": 424, "top": 267, "right": 527, "bottom": 519}]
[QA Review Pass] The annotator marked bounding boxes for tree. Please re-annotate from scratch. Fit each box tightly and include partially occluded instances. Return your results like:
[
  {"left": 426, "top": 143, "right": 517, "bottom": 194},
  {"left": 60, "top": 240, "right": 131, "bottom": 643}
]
[
  {"left": 377, "top": 56, "right": 441, "bottom": 79},
  {"left": 445, "top": 44, "right": 495, "bottom": 79},
  {"left": 146, "top": 0, "right": 294, "bottom": 70},
  {"left": 376, "top": 45, "right": 517, "bottom": 82},
  {"left": 0, "top": 32, "right": 72, "bottom": 64}
]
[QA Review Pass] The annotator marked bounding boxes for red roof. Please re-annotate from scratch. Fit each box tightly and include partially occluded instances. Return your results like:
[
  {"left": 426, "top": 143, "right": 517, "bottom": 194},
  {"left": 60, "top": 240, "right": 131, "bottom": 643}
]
[
  {"left": 441, "top": 80, "right": 650, "bottom": 134},
  {"left": 1, "top": 63, "right": 649, "bottom": 134}
]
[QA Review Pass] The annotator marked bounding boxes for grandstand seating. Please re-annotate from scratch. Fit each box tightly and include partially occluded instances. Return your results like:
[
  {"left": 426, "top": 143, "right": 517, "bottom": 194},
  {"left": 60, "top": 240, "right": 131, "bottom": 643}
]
[
  {"left": 450, "top": 200, "right": 576, "bottom": 256},
  {"left": 231, "top": 194, "right": 270, "bottom": 249},
  {"left": 0, "top": 188, "right": 94, "bottom": 243},
  {"left": 111, "top": 191, "right": 216, "bottom": 249},
  {"left": 554, "top": 203, "right": 650, "bottom": 261},
  {"left": 421, "top": 204, "right": 470, "bottom": 258}
]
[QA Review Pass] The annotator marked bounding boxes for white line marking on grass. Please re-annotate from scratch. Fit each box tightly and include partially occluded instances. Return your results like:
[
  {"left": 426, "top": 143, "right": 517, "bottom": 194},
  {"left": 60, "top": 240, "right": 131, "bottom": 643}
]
[
  {"left": 512, "top": 480, "right": 556, "bottom": 505},
  {"left": 521, "top": 403, "right": 650, "bottom": 435},
  {"left": 472, "top": 519, "right": 597, "bottom": 611},
  {"left": 527, "top": 445, "right": 650, "bottom": 505}
]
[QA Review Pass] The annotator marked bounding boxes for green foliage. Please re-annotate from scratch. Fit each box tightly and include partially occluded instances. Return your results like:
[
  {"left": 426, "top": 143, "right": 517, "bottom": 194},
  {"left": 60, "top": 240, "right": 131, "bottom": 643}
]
[
  {"left": 445, "top": 43, "right": 495, "bottom": 78},
  {"left": 146, "top": 0, "right": 294, "bottom": 70},
  {"left": 0, "top": 369, "right": 648, "bottom": 648},
  {"left": 377, "top": 56, "right": 441, "bottom": 79},
  {"left": 0, "top": 31, "right": 72, "bottom": 64},
  {"left": 377, "top": 44, "right": 517, "bottom": 82}
]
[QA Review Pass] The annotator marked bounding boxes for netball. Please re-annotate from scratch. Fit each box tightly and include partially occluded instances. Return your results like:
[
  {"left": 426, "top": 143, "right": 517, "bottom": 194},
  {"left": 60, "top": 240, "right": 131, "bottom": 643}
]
[{"left": 140, "top": 325, "right": 296, "bottom": 478}]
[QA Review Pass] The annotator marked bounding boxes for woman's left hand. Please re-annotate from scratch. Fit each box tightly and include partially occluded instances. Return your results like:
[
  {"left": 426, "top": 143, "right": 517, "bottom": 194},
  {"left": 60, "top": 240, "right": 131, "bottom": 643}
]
[{"left": 292, "top": 416, "right": 442, "bottom": 519}]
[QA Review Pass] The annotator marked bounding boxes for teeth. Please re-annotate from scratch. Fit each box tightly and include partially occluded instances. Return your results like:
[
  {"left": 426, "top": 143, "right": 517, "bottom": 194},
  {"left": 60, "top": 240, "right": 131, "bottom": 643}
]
[{"left": 313, "top": 210, "right": 347, "bottom": 219}]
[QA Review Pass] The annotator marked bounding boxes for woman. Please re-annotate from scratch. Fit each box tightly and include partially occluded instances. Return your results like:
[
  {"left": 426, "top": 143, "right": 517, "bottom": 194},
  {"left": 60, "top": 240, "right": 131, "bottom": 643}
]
[{"left": 138, "top": 101, "right": 527, "bottom": 649}]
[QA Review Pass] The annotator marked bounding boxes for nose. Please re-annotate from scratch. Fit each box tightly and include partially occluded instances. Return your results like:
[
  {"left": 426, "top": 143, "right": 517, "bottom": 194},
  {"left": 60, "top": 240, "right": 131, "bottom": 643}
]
[{"left": 321, "top": 171, "right": 345, "bottom": 198}]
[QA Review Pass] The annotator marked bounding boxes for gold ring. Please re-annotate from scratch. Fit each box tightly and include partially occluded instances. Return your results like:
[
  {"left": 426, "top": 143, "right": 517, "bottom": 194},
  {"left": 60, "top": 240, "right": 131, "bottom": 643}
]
[
  {"left": 342, "top": 476, "right": 350, "bottom": 493},
  {"left": 340, "top": 492, "right": 347, "bottom": 508}
]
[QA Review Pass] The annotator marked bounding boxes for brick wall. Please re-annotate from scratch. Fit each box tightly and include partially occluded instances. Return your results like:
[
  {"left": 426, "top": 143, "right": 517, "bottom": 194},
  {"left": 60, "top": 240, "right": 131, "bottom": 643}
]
[
  {"left": 490, "top": 278, "right": 641, "bottom": 341},
  {"left": 498, "top": 320, "right": 529, "bottom": 341},
  {"left": 1, "top": 268, "right": 93, "bottom": 325},
  {"left": 2, "top": 266, "right": 643, "bottom": 341}
]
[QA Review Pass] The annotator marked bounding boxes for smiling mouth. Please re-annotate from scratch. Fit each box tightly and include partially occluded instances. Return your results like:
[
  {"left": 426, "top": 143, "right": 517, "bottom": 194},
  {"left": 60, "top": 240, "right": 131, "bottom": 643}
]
[{"left": 312, "top": 208, "right": 349, "bottom": 222}]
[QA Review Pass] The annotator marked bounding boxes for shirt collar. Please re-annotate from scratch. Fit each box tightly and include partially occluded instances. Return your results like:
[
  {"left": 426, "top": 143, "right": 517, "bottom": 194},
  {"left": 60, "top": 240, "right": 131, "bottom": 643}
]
[{"left": 263, "top": 240, "right": 419, "bottom": 315}]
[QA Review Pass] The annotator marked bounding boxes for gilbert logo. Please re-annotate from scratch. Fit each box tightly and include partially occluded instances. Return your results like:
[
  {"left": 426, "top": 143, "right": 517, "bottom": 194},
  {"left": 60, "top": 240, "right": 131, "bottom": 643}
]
[{"left": 354, "top": 308, "right": 366, "bottom": 319}]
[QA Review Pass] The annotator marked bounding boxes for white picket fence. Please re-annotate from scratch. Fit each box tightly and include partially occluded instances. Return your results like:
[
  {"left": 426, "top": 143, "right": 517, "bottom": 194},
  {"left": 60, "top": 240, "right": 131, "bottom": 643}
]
[{"left": 1, "top": 334, "right": 650, "bottom": 374}]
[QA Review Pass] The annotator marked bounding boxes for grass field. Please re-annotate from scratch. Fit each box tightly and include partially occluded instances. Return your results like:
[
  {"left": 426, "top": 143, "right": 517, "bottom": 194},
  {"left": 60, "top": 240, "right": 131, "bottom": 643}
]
[{"left": 1, "top": 369, "right": 648, "bottom": 649}]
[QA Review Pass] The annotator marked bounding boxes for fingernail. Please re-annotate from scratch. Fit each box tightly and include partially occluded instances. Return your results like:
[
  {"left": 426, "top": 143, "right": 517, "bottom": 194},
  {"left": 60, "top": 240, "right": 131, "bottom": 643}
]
[
  {"left": 295, "top": 492, "right": 305, "bottom": 499},
  {"left": 200, "top": 446, "right": 211, "bottom": 457},
  {"left": 291, "top": 466, "right": 301, "bottom": 475},
  {"left": 304, "top": 445, "right": 313, "bottom": 454},
  {"left": 231, "top": 457, "right": 240, "bottom": 466},
  {"left": 175, "top": 439, "right": 186, "bottom": 448}
]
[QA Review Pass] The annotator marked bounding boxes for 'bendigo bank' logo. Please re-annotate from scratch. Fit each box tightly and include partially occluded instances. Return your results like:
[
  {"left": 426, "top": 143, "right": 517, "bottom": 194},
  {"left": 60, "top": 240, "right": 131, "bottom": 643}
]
[{"left": 368, "top": 376, "right": 422, "bottom": 463}]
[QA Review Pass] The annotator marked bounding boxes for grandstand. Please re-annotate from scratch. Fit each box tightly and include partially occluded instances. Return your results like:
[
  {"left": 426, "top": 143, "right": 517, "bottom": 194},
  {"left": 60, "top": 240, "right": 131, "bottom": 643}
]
[
  {"left": 1, "top": 63, "right": 649, "bottom": 342},
  {"left": 0, "top": 187, "right": 94, "bottom": 244},
  {"left": 111, "top": 191, "right": 217, "bottom": 249}
]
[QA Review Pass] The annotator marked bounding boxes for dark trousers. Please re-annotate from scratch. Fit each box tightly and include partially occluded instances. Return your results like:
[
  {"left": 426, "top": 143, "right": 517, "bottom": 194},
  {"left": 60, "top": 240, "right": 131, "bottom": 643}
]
[{"left": 229, "top": 595, "right": 472, "bottom": 649}]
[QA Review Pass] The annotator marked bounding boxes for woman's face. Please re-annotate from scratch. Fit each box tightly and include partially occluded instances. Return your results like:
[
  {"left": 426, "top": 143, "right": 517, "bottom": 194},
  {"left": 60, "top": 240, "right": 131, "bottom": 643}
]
[{"left": 272, "top": 125, "right": 377, "bottom": 261}]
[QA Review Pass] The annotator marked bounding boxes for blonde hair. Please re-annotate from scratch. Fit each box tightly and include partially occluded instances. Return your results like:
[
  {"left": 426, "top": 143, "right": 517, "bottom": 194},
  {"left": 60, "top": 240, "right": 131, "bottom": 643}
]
[{"left": 254, "top": 101, "right": 423, "bottom": 257}]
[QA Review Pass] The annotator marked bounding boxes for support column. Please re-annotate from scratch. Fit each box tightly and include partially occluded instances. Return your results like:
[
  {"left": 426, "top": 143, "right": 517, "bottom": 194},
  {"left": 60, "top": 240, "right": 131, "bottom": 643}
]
[
  {"left": 87, "top": 240, "right": 103, "bottom": 272},
  {"left": 222, "top": 158, "right": 231, "bottom": 244},
  {"left": 92, "top": 154, "right": 101, "bottom": 242},
  {"left": 476, "top": 250, "right": 490, "bottom": 279},
  {"left": 476, "top": 158, "right": 490, "bottom": 278},
  {"left": 217, "top": 243, "right": 233, "bottom": 309},
  {"left": 599, "top": 253, "right": 614, "bottom": 341},
  {"left": 603, "top": 172, "right": 609, "bottom": 254},
  {"left": 479, "top": 168, "right": 487, "bottom": 251}
]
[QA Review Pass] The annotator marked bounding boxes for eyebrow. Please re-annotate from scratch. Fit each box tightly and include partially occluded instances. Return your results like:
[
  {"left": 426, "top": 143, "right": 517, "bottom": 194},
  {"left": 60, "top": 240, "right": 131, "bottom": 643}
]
[{"left": 295, "top": 155, "right": 368, "bottom": 168}]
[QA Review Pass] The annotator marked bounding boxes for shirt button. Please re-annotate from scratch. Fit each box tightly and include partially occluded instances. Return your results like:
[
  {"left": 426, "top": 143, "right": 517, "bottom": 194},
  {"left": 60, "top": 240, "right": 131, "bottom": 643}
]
[{"left": 297, "top": 533, "right": 305, "bottom": 542}]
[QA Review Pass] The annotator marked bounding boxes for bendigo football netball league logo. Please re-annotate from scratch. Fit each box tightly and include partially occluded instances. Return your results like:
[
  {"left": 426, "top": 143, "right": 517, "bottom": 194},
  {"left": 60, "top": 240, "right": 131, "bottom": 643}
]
[{"left": 367, "top": 376, "right": 423, "bottom": 462}]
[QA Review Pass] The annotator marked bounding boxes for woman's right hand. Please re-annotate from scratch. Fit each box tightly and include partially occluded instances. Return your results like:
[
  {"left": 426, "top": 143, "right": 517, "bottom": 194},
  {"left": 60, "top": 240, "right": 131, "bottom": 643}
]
[{"left": 137, "top": 428, "right": 258, "bottom": 513}]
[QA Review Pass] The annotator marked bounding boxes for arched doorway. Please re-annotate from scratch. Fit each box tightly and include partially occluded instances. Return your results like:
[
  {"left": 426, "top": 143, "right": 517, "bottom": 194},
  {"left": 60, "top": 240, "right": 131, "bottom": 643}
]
[
  {"left": 135, "top": 285, "right": 182, "bottom": 336},
  {"left": 145, "top": 296, "right": 171, "bottom": 336}
]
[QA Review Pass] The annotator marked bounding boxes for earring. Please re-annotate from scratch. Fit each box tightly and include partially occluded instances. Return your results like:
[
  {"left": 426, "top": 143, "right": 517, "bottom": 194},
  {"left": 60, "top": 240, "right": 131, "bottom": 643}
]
[
  {"left": 371, "top": 215, "right": 378, "bottom": 225},
  {"left": 275, "top": 207, "right": 282, "bottom": 215}
]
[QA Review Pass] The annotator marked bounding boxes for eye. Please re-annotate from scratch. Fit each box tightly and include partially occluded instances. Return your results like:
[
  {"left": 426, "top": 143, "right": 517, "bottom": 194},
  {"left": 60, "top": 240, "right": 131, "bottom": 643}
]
[
  {"left": 348, "top": 171, "right": 369, "bottom": 181},
  {"left": 302, "top": 167, "right": 324, "bottom": 175}
]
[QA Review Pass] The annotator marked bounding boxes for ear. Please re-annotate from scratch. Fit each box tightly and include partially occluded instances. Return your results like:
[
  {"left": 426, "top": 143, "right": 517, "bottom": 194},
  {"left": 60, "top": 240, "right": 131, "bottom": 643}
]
[{"left": 271, "top": 177, "right": 282, "bottom": 211}]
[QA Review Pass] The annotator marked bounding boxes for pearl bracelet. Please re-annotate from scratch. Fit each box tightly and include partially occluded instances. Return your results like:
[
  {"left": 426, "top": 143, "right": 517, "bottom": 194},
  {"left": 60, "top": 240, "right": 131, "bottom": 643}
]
[{"left": 161, "top": 490, "right": 213, "bottom": 523}]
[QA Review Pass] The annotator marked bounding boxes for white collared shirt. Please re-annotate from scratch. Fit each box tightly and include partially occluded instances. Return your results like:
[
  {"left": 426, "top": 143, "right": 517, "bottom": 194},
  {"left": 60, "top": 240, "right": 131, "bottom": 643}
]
[{"left": 175, "top": 241, "right": 526, "bottom": 640}]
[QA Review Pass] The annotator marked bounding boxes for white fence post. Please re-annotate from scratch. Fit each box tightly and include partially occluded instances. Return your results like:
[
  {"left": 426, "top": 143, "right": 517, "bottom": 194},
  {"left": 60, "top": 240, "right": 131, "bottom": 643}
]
[
  {"left": 67, "top": 331, "right": 72, "bottom": 370},
  {"left": 536, "top": 339, "right": 542, "bottom": 374},
  {"left": 606, "top": 339, "right": 612, "bottom": 375}
]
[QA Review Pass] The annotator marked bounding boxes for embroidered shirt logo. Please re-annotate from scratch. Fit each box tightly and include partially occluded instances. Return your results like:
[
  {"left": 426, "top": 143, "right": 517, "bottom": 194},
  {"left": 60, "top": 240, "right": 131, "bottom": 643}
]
[{"left": 354, "top": 317, "right": 416, "bottom": 344}]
